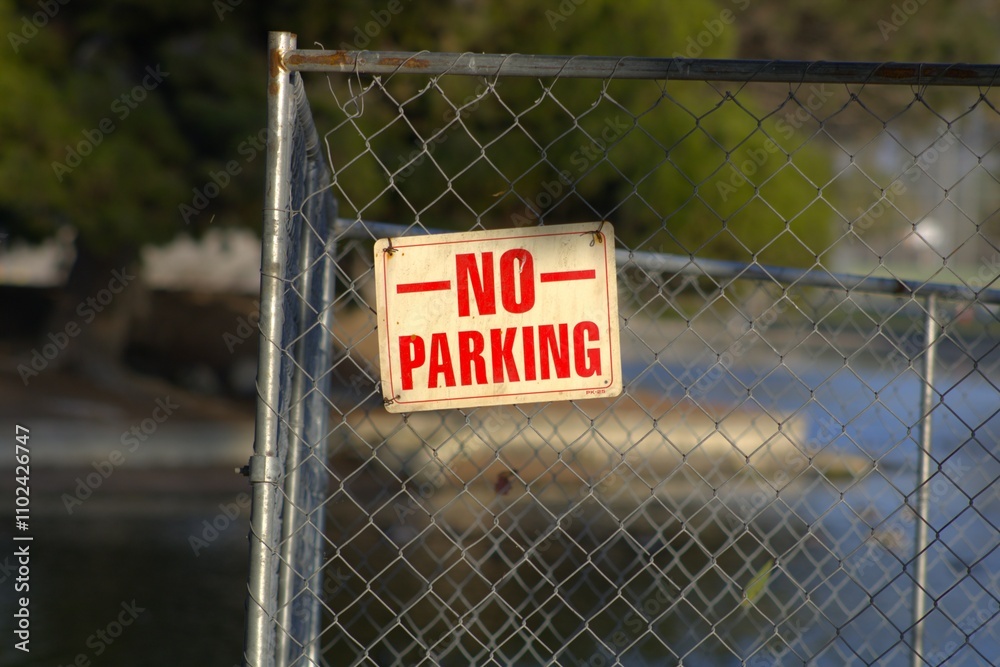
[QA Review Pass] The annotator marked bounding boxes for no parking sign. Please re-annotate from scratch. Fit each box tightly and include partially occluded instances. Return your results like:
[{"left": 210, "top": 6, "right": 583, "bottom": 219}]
[{"left": 373, "top": 222, "right": 622, "bottom": 412}]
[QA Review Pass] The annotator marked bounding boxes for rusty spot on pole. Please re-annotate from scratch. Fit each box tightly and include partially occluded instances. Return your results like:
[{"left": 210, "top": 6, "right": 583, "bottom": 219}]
[
  {"left": 268, "top": 47, "right": 287, "bottom": 95},
  {"left": 875, "top": 65, "right": 919, "bottom": 80},
  {"left": 875, "top": 64, "right": 981, "bottom": 82},
  {"left": 285, "top": 50, "right": 354, "bottom": 68},
  {"left": 376, "top": 56, "right": 431, "bottom": 69},
  {"left": 284, "top": 51, "right": 431, "bottom": 70}
]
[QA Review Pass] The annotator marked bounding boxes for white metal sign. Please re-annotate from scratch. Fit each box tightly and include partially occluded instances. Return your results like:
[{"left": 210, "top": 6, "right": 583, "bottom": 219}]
[{"left": 373, "top": 222, "right": 622, "bottom": 412}]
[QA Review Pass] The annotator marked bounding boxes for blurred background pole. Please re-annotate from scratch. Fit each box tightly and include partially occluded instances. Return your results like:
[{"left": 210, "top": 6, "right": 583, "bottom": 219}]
[{"left": 911, "top": 293, "right": 939, "bottom": 666}]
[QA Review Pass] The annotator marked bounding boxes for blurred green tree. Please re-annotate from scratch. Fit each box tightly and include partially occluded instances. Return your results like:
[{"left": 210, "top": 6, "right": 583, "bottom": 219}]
[
  {"left": 736, "top": 0, "right": 1000, "bottom": 63},
  {"left": 300, "top": 0, "right": 834, "bottom": 267},
  {"left": 4, "top": 0, "right": 992, "bottom": 381},
  {"left": 1, "top": 0, "right": 277, "bottom": 381}
]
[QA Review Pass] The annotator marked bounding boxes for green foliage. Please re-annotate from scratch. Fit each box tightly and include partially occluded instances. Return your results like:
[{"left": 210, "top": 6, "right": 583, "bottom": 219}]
[
  {"left": 736, "top": 0, "right": 1000, "bottom": 64},
  {"left": 0, "top": 1, "right": 75, "bottom": 243},
  {"left": 307, "top": 0, "right": 834, "bottom": 262},
  {"left": 2, "top": 0, "right": 990, "bottom": 264},
  {"left": 0, "top": 0, "right": 269, "bottom": 256}
]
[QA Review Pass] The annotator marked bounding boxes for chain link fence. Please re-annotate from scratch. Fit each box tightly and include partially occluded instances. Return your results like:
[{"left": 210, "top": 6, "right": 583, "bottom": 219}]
[{"left": 244, "top": 33, "right": 1000, "bottom": 666}]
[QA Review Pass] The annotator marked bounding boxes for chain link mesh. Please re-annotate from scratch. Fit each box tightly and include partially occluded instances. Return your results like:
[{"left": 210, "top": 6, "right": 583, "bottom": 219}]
[{"left": 252, "top": 54, "right": 1000, "bottom": 666}]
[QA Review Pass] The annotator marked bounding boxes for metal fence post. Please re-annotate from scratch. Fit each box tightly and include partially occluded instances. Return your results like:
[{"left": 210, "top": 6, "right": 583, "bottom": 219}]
[
  {"left": 911, "top": 292, "right": 939, "bottom": 666},
  {"left": 244, "top": 30, "right": 297, "bottom": 667},
  {"left": 276, "top": 85, "right": 337, "bottom": 664}
]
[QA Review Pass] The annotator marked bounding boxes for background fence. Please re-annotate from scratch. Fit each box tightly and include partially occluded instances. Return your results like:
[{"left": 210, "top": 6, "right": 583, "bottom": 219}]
[{"left": 244, "top": 32, "right": 1000, "bottom": 666}]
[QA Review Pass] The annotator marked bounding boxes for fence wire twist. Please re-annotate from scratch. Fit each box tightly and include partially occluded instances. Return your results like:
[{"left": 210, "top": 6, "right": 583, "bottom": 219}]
[{"left": 245, "top": 34, "right": 1000, "bottom": 667}]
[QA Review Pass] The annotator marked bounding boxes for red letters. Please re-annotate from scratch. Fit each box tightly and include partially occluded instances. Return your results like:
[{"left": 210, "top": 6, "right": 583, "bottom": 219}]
[
  {"left": 491, "top": 328, "right": 519, "bottom": 383},
  {"left": 457, "top": 249, "right": 538, "bottom": 317},
  {"left": 522, "top": 326, "right": 537, "bottom": 381},
  {"left": 458, "top": 330, "right": 487, "bottom": 385},
  {"left": 428, "top": 333, "right": 456, "bottom": 387},
  {"left": 538, "top": 323, "right": 570, "bottom": 379},
  {"left": 573, "top": 321, "right": 601, "bottom": 377},
  {"left": 398, "top": 335, "right": 425, "bottom": 390},
  {"left": 499, "top": 249, "right": 535, "bottom": 313},
  {"left": 456, "top": 252, "right": 496, "bottom": 317},
  {"left": 396, "top": 321, "right": 602, "bottom": 392}
]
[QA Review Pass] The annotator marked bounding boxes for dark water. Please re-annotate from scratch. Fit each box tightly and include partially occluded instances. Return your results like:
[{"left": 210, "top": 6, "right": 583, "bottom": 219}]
[
  {"left": 302, "top": 341, "right": 1000, "bottom": 666},
  {"left": 0, "top": 467, "right": 249, "bottom": 667},
  {"left": 3, "top": 335, "right": 996, "bottom": 666}
]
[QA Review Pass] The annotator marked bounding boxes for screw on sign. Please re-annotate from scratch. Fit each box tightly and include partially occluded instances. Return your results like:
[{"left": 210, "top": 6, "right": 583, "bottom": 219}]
[{"left": 373, "top": 222, "right": 622, "bottom": 412}]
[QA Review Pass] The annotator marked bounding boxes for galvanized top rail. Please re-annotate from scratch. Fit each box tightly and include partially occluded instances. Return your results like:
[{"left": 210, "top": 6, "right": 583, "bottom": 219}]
[{"left": 284, "top": 49, "right": 1000, "bottom": 86}]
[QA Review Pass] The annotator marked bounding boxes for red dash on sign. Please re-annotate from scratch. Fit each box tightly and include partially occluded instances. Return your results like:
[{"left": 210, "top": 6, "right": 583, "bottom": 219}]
[
  {"left": 397, "top": 281, "right": 451, "bottom": 294},
  {"left": 540, "top": 270, "right": 596, "bottom": 282}
]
